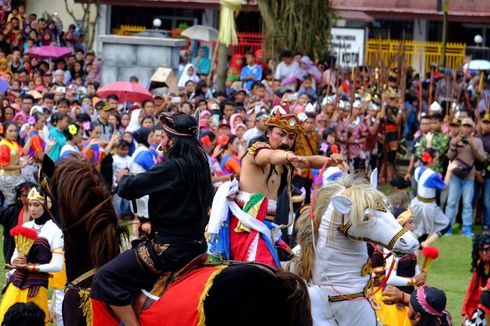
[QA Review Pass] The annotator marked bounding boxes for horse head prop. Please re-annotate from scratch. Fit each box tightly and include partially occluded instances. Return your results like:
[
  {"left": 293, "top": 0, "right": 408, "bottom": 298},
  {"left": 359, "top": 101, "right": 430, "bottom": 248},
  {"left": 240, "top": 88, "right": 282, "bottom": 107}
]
[{"left": 294, "top": 171, "right": 419, "bottom": 281}]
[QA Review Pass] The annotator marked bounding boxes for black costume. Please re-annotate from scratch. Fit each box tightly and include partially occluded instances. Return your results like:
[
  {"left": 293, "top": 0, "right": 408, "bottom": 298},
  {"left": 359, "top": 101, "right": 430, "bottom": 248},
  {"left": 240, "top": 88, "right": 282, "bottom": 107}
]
[{"left": 91, "top": 113, "right": 213, "bottom": 306}]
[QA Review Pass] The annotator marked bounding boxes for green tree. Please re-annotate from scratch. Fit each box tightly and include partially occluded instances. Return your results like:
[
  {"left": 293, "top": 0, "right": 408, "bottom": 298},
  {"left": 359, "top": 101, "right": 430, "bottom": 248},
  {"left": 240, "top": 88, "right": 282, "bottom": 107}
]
[
  {"left": 256, "top": 0, "right": 336, "bottom": 58},
  {"left": 64, "top": 0, "right": 101, "bottom": 50}
]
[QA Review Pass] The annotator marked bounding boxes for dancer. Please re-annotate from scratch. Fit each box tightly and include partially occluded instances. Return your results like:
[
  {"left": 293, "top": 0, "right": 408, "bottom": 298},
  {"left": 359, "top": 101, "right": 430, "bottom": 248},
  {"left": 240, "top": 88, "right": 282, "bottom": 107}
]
[
  {"left": 0, "top": 187, "right": 63, "bottom": 324},
  {"left": 410, "top": 148, "right": 456, "bottom": 247}
]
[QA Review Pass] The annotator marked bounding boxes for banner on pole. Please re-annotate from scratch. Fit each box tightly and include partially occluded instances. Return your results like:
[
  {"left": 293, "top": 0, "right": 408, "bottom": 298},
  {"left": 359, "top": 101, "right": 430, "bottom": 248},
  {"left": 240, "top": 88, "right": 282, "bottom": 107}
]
[{"left": 331, "top": 27, "right": 366, "bottom": 68}]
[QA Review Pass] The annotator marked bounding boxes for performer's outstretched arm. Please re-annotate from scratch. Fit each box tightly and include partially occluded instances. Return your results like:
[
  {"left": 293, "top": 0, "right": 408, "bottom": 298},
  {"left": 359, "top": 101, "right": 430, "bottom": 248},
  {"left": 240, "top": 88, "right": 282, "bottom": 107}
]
[{"left": 116, "top": 162, "right": 177, "bottom": 200}]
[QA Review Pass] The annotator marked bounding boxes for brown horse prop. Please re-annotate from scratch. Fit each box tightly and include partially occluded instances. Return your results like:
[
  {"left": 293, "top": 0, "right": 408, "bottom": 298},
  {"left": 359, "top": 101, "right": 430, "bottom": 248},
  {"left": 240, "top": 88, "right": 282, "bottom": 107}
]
[{"left": 39, "top": 155, "right": 312, "bottom": 326}]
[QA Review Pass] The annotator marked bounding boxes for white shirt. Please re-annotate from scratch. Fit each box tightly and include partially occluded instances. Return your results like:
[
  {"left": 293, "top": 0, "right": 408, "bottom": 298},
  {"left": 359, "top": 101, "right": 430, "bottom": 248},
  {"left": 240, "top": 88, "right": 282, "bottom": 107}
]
[{"left": 112, "top": 154, "right": 133, "bottom": 187}]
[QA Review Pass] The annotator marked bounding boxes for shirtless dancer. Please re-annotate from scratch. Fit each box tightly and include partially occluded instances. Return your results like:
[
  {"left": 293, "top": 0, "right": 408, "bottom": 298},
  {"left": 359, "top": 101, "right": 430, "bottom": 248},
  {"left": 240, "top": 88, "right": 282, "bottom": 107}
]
[{"left": 209, "top": 111, "right": 343, "bottom": 267}]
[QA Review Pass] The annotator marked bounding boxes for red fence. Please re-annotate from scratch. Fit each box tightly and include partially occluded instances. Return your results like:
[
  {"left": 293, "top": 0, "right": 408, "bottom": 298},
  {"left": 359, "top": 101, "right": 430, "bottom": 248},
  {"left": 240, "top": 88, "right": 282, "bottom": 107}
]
[{"left": 229, "top": 32, "right": 264, "bottom": 55}]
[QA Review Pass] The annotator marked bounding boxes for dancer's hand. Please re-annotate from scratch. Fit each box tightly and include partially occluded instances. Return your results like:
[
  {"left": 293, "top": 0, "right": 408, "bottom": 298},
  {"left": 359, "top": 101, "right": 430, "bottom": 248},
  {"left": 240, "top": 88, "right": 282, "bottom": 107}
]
[
  {"left": 329, "top": 153, "right": 344, "bottom": 165},
  {"left": 382, "top": 285, "right": 402, "bottom": 305},
  {"left": 414, "top": 272, "right": 427, "bottom": 286},
  {"left": 12, "top": 256, "right": 26, "bottom": 265},
  {"left": 141, "top": 222, "right": 152, "bottom": 234}
]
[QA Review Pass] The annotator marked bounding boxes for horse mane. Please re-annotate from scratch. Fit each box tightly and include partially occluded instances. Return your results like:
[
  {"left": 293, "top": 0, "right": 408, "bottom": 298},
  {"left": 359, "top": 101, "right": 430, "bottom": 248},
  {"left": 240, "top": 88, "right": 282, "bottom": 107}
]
[
  {"left": 52, "top": 155, "right": 128, "bottom": 268},
  {"left": 293, "top": 174, "right": 387, "bottom": 281}
]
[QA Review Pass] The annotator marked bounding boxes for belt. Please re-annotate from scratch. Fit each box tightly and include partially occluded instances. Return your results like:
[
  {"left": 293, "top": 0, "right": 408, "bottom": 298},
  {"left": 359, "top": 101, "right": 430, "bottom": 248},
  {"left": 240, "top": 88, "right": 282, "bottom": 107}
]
[
  {"left": 417, "top": 195, "right": 436, "bottom": 203},
  {"left": 329, "top": 291, "right": 365, "bottom": 302}
]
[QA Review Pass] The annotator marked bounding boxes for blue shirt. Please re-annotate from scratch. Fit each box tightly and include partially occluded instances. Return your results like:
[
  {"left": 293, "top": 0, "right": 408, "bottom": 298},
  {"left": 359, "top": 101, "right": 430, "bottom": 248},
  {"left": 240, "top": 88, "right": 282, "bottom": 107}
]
[{"left": 240, "top": 64, "right": 262, "bottom": 90}]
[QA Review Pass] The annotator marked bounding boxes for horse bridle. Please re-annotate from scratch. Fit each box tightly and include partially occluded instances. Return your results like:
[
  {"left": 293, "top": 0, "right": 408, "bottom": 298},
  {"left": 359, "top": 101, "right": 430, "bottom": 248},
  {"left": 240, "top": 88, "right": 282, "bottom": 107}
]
[{"left": 338, "top": 216, "right": 408, "bottom": 251}]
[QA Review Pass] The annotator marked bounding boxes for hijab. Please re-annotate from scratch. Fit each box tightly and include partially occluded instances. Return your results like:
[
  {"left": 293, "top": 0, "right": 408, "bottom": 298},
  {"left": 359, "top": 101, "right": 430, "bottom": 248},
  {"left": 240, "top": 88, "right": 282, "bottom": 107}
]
[
  {"left": 126, "top": 108, "right": 142, "bottom": 133},
  {"left": 178, "top": 63, "right": 199, "bottom": 88}
]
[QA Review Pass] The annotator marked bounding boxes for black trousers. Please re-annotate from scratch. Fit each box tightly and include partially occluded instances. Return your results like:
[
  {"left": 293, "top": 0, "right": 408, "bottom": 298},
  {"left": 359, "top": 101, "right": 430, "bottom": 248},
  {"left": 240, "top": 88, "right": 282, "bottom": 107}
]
[{"left": 90, "top": 238, "right": 207, "bottom": 306}]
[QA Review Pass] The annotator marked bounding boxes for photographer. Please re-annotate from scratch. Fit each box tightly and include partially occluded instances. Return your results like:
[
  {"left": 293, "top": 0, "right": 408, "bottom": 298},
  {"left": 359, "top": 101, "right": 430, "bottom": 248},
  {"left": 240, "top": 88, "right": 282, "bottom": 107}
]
[{"left": 445, "top": 117, "right": 487, "bottom": 236}]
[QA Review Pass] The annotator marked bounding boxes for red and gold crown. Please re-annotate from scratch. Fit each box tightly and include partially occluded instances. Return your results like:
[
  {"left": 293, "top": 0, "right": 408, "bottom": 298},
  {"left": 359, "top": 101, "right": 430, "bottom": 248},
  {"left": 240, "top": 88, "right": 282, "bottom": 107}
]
[{"left": 266, "top": 113, "right": 303, "bottom": 134}]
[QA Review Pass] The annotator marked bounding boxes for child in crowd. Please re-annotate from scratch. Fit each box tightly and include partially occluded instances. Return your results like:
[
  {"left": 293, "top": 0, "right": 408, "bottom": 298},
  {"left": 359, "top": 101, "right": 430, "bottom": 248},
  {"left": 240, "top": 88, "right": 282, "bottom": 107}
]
[{"left": 112, "top": 140, "right": 133, "bottom": 219}]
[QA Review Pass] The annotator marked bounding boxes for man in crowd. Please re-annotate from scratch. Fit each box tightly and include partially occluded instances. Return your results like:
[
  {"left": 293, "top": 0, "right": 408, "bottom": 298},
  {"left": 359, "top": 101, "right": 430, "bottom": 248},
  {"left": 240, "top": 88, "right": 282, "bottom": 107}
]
[{"left": 445, "top": 117, "right": 487, "bottom": 236}]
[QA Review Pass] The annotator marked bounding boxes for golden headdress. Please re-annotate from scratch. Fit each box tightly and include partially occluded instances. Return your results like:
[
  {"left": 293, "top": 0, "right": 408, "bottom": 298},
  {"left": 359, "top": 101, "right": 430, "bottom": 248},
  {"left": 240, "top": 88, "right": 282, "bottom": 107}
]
[
  {"left": 266, "top": 113, "right": 303, "bottom": 135},
  {"left": 27, "top": 187, "right": 52, "bottom": 209}
]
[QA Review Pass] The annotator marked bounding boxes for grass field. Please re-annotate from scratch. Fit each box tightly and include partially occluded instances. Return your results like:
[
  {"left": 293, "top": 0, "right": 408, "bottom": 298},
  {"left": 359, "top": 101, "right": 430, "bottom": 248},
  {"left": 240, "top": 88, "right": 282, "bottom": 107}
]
[
  {"left": 428, "top": 232, "right": 473, "bottom": 325},
  {"left": 0, "top": 226, "right": 477, "bottom": 325}
]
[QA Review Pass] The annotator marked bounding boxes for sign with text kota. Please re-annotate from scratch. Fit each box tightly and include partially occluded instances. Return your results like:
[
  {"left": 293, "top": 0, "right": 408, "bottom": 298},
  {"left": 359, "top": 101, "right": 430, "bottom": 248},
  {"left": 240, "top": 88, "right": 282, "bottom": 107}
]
[{"left": 331, "top": 27, "right": 366, "bottom": 67}]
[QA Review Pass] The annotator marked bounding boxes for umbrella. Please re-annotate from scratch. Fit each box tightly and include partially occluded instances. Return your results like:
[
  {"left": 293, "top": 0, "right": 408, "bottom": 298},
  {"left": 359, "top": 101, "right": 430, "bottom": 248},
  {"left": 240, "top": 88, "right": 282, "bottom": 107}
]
[
  {"left": 97, "top": 81, "right": 153, "bottom": 103},
  {"left": 468, "top": 60, "right": 490, "bottom": 71},
  {"left": 181, "top": 25, "right": 218, "bottom": 42},
  {"left": 0, "top": 78, "right": 9, "bottom": 94},
  {"left": 27, "top": 45, "right": 72, "bottom": 60}
]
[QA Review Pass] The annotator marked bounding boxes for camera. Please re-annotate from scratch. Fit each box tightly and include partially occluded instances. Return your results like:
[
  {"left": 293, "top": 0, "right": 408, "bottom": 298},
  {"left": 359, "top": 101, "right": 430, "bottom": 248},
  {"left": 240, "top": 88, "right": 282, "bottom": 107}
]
[{"left": 462, "top": 136, "right": 468, "bottom": 144}]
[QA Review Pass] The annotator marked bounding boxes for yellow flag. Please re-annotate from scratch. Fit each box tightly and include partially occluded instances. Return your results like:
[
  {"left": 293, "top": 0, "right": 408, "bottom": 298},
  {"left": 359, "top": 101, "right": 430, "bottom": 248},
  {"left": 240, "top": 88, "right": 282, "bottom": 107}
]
[{"left": 218, "top": 0, "right": 241, "bottom": 46}]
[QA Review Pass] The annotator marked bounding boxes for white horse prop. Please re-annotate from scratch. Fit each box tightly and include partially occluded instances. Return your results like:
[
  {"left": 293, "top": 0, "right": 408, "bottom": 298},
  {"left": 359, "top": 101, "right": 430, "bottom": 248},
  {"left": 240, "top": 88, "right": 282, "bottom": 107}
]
[{"left": 291, "top": 171, "right": 419, "bottom": 326}]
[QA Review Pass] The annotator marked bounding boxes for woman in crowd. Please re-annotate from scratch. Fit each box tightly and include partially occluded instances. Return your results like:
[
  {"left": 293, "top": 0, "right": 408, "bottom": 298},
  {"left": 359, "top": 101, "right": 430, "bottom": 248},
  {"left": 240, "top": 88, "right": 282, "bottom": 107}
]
[
  {"left": 47, "top": 112, "right": 69, "bottom": 161},
  {"left": 178, "top": 63, "right": 199, "bottom": 89},
  {"left": 21, "top": 112, "right": 45, "bottom": 183},
  {"left": 59, "top": 123, "right": 83, "bottom": 159},
  {"left": 462, "top": 234, "right": 490, "bottom": 324},
  {"left": 192, "top": 45, "right": 211, "bottom": 76},
  {"left": 217, "top": 134, "right": 241, "bottom": 176},
  {"left": 0, "top": 122, "right": 30, "bottom": 206}
]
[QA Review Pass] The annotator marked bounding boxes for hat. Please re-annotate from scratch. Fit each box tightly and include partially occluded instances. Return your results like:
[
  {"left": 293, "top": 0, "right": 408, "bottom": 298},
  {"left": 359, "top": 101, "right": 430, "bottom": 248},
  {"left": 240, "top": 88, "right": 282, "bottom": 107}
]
[
  {"left": 27, "top": 187, "right": 52, "bottom": 209},
  {"left": 305, "top": 103, "right": 316, "bottom": 113},
  {"left": 160, "top": 112, "right": 198, "bottom": 138},
  {"left": 322, "top": 95, "right": 335, "bottom": 106},
  {"left": 153, "top": 92, "right": 164, "bottom": 99},
  {"left": 218, "top": 120, "right": 231, "bottom": 129},
  {"left": 95, "top": 101, "right": 111, "bottom": 111},
  {"left": 352, "top": 100, "right": 362, "bottom": 109},
  {"left": 368, "top": 101, "right": 380, "bottom": 111},
  {"left": 429, "top": 101, "right": 443, "bottom": 113},
  {"left": 338, "top": 100, "right": 351, "bottom": 111},
  {"left": 483, "top": 114, "right": 490, "bottom": 123},
  {"left": 396, "top": 208, "right": 413, "bottom": 227},
  {"left": 266, "top": 113, "right": 303, "bottom": 134},
  {"left": 30, "top": 105, "right": 44, "bottom": 116},
  {"left": 256, "top": 111, "right": 270, "bottom": 121},
  {"left": 27, "top": 90, "right": 42, "bottom": 100},
  {"left": 449, "top": 118, "right": 461, "bottom": 126},
  {"left": 461, "top": 117, "right": 474, "bottom": 127},
  {"left": 387, "top": 88, "right": 399, "bottom": 98}
]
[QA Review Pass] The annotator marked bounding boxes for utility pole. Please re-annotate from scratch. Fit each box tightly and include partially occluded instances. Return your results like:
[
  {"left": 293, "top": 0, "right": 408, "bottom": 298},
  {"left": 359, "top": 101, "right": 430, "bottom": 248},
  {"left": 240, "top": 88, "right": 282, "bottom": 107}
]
[{"left": 441, "top": 0, "right": 448, "bottom": 67}]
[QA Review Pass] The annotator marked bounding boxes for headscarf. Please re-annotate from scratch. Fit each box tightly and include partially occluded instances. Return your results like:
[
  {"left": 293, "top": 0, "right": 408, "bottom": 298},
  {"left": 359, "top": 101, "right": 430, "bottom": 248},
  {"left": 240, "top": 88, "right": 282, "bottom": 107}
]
[
  {"left": 199, "top": 110, "right": 212, "bottom": 132},
  {"left": 192, "top": 46, "right": 211, "bottom": 76},
  {"left": 133, "top": 127, "right": 152, "bottom": 148},
  {"left": 126, "top": 108, "right": 142, "bottom": 133},
  {"left": 410, "top": 286, "right": 452, "bottom": 326},
  {"left": 0, "top": 58, "right": 11, "bottom": 77},
  {"left": 229, "top": 54, "right": 244, "bottom": 75},
  {"left": 298, "top": 55, "right": 321, "bottom": 83},
  {"left": 254, "top": 49, "right": 267, "bottom": 71},
  {"left": 13, "top": 111, "right": 27, "bottom": 125},
  {"left": 178, "top": 63, "right": 200, "bottom": 88},
  {"left": 123, "top": 131, "right": 136, "bottom": 156},
  {"left": 42, "top": 30, "right": 53, "bottom": 46},
  {"left": 229, "top": 113, "right": 242, "bottom": 133}
]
